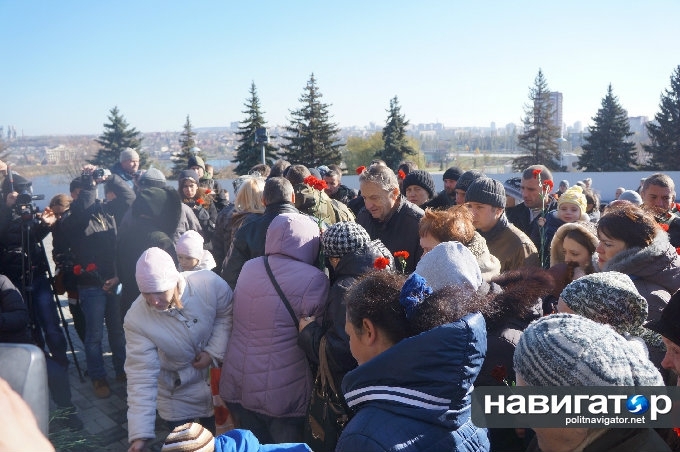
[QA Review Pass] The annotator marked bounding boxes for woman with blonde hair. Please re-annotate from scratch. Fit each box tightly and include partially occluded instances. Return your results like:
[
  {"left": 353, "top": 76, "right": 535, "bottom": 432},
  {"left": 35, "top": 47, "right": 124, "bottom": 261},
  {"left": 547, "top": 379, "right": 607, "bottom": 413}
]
[
  {"left": 418, "top": 205, "right": 500, "bottom": 281},
  {"left": 213, "top": 176, "right": 266, "bottom": 269}
]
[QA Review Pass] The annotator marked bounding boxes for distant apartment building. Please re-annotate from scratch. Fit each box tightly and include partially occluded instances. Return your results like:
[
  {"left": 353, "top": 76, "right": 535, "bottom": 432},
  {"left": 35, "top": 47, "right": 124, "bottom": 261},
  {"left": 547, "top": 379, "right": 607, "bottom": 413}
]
[
  {"left": 549, "top": 91, "right": 563, "bottom": 134},
  {"left": 628, "top": 116, "right": 648, "bottom": 135},
  {"left": 45, "top": 145, "right": 78, "bottom": 164}
]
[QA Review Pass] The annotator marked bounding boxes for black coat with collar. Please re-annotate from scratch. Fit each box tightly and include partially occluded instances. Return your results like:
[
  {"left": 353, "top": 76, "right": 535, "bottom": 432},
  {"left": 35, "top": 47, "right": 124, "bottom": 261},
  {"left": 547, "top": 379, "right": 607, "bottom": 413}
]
[{"left": 356, "top": 196, "right": 424, "bottom": 274}]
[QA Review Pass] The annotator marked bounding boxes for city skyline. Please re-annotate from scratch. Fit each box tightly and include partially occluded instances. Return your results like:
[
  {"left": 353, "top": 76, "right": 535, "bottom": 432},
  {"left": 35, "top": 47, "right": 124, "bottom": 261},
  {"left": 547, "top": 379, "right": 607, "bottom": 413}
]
[{"left": 1, "top": 1, "right": 678, "bottom": 137}]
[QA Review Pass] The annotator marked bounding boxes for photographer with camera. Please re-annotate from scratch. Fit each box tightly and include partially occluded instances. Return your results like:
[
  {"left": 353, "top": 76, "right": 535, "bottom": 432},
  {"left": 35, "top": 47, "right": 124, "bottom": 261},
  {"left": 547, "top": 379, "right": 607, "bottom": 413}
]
[
  {"left": 63, "top": 165, "right": 127, "bottom": 398},
  {"left": 0, "top": 172, "right": 84, "bottom": 430},
  {"left": 111, "top": 148, "right": 140, "bottom": 189},
  {"left": 0, "top": 173, "right": 64, "bottom": 363}
]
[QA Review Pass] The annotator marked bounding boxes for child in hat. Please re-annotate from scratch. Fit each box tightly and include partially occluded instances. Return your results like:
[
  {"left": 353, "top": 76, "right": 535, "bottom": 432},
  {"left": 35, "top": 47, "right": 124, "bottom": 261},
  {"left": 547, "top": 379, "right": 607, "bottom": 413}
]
[
  {"left": 534, "top": 185, "right": 588, "bottom": 268},
  {"left": 176, "top": 230, "right": 216, "bottom": 272}
]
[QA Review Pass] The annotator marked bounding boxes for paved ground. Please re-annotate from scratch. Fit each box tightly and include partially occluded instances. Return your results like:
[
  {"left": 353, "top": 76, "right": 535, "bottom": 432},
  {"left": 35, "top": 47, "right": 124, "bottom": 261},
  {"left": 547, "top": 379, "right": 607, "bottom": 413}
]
[{"left": 50, "top": 296, "right": 171, "bottom": 452}]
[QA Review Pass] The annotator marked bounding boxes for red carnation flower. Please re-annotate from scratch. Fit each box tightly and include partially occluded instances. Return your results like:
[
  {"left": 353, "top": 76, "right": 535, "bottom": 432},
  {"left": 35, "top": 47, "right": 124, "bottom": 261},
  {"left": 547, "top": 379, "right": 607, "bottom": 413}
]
[
  {"left": 674, "top": 427, "right": 680, "bottom": 437},
  {"left": 676, "top": 247, "right": 680, "bottom": 255},
  {"left": 398, "top": 169, "right": 406, "bottom": 180},
  {"left": 659, "top": 223, "right": 670, "bottom": 232},
  {"left": 303, "top": 175, "right": 327, "bottom": 191},
  {"left": 196, "top": 198, "right": 205, "bottom": 205},
  {"left": 373, "top": 257, "right": 390, "bottom": 270},
  {"left": 313, "top": 179, "right": 328, "bottom": 191},
  {"left": 532, "top": 169, "right": 542, "bottom": 178},
  {"left": 393, "top": 250, "right": 410, "bottom": 260},
  {"left": 356, "top": 166, "right": 366, "bottom": 175},
  {"left": 73, "top": 265, "right": 83, "bottom": 276},
  {"left": 85, "top": 263, "right": 97, "bottom": 273},
  {"left": 205, "top": 189, "right": 212, "bottom": 194},
  {"left": 542, "top": 180, "right": 554, "bottom": 191}
]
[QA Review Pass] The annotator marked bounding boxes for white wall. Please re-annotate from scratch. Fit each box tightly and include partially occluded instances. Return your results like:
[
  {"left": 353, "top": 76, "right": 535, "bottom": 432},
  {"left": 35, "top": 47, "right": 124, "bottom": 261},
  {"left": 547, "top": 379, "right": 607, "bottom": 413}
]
[{"left": 337, "top": 171, "right": 680, "bottom": 204}]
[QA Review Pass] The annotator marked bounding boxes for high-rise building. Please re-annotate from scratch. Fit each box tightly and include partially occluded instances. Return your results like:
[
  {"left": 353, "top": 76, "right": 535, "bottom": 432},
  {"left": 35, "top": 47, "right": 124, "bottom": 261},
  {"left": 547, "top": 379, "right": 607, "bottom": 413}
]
[{"left": 549, "top": 92, "right": 563, "bottom": 135}]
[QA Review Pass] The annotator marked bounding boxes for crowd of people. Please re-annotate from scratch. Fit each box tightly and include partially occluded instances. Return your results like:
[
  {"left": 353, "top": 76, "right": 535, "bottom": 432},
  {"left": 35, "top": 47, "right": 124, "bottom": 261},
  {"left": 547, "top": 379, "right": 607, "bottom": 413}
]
[{"left": 1, "top": 153, "right": 680, "bottom": 452}]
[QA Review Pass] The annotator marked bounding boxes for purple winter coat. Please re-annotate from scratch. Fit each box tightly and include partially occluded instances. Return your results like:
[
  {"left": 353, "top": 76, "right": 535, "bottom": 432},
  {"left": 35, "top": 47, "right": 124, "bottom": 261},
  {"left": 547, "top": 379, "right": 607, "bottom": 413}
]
[{"left": 219, "top": 212, "right": 329, "bottom": 417}]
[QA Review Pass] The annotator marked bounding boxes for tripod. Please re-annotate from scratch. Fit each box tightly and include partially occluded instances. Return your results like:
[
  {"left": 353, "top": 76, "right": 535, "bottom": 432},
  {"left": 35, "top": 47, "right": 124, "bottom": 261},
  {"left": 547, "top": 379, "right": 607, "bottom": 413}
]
[{"left": 19, "top": 213, "right": 85, "bottom": 383}]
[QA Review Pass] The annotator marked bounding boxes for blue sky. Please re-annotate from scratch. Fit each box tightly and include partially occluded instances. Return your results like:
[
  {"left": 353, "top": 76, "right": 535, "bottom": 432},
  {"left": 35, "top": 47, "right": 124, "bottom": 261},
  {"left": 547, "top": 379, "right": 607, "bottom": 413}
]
[{"left": 1, "top": 0, "right": 678, "bottom": 136}]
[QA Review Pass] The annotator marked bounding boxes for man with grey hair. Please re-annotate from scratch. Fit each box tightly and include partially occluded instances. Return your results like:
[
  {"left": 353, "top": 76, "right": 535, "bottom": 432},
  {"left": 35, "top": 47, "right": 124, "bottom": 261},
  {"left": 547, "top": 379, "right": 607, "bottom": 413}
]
[
  {"left": 640, "top": 172, "right": 680, "bottom": 247},
  {"left": 110, "top": 148, "right": 140, "bottom": 188},
  {"left": 221, "top": 177, "right": 299, "bottom": 289},
  {"left": 356, "top": 163, "right": 423, "bottom": 273}
]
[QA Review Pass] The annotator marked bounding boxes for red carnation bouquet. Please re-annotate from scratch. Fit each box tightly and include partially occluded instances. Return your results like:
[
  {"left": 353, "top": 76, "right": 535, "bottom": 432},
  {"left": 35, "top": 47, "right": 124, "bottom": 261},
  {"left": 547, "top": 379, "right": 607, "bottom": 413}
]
[{"left": 73, "top": 262, "right": 103, "bottom": 286}]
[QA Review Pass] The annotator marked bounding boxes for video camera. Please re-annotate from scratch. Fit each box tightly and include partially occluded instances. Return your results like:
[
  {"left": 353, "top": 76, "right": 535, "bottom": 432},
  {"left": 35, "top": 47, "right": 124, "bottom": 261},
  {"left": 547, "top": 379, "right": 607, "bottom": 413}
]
[
  {"left": 7, "top": 179, "right": 45, "bottom": 221},
  {"left": 80, "top": 168, "right": 111, "bottom": 187},
  {"left": 14, "top": 189, "right": 45, "bottom": 220}
]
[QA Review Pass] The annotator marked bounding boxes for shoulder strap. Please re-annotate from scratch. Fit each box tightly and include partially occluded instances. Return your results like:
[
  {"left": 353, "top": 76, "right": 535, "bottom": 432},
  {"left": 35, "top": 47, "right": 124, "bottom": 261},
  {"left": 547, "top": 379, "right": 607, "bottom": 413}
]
[
  {"left": 263, "top": 255, "right": 299, "bottom": 329},
  {"left": 318, "top": 335, "right": 338, "bottom": 394}
]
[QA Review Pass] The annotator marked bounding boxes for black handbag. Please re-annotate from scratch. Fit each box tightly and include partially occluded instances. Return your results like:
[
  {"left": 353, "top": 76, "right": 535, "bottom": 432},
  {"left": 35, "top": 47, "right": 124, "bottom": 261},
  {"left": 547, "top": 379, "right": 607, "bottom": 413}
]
[{"left": 304, "top": 336, "right": 349, "bottom": 452}]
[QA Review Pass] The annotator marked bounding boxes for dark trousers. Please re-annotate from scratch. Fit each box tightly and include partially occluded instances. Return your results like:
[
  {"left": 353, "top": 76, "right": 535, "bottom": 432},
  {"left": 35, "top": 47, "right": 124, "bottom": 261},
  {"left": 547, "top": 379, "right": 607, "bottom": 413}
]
[{"left": 227, "top": 402, "right": 304, "bottom": 444}]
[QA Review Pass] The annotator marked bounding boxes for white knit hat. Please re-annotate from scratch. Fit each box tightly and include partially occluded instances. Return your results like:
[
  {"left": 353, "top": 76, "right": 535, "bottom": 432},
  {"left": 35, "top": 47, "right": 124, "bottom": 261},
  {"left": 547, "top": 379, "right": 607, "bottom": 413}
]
[
  {"left": 120, "top": 148, "right": 139, "bottom": 163},
  {"left": 136, "top": 247, "right": 180, "bottom": 293},
  {"left": 176, "top": 230, "right": 205, "bottom": 260}
]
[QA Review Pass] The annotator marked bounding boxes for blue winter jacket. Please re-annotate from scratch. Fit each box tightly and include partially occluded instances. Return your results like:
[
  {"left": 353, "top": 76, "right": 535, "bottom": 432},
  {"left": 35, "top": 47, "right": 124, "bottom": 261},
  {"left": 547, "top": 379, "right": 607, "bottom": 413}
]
[{"left": 336, "top": 312, "right": 489, "bottom": 452}]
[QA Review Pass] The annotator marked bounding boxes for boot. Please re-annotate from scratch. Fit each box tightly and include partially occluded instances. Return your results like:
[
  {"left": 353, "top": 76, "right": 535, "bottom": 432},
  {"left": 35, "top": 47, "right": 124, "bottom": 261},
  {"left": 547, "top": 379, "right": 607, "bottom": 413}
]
[{"left": 93, "top": 378, "right": 111, "bottom": 398}]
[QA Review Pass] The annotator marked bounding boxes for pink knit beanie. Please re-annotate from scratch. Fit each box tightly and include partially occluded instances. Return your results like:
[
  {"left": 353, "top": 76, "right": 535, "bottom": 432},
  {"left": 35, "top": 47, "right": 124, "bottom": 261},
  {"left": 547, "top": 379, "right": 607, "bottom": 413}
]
[{"left": 136, "top": 247, "right": 180, "bottom": 293}]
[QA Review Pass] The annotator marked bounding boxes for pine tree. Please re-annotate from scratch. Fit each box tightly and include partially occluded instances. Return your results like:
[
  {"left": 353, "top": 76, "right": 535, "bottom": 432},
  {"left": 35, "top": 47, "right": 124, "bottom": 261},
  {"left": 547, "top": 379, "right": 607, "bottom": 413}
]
[
  {"left": 91, "top": 106, "right": 146, "bottom": 169},
  {"left": 578, "top": 85, "right": 637, "bottom": 171},
  {"left": 171, "top": 115, "right": 205, "bottom": 178},
  {"left": 513, "top": 69, "right": 561, "bottom": 171},
  {"left": 281, "top": 73, "right": 342, "bottom": 168},
  {"left": 379, "top": 96, "right": 417, "bottom": 170},
  {"left": 233, "top": 82, "right": 278, "bottom": 175},
  {"left": 644, "top": 65, "right": 680, "bottom": 170}
]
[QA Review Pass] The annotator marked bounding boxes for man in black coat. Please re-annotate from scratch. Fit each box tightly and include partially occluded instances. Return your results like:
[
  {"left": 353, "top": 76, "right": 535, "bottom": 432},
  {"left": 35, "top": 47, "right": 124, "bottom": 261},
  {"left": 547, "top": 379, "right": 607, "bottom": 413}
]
[{"left": 221, "top": 177, "right": 299, "bottom": 290}]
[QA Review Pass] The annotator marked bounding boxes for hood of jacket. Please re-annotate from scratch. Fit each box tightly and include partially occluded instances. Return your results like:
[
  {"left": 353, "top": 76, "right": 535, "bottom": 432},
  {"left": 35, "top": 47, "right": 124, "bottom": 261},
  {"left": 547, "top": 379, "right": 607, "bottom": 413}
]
[
  {"left": 466, "top": 232, "right": 501, "bottom": 281},
  {"left": 600, "top": 230, "right": 680, "bottom": 292},
  {"left": 550, "top": 221, "right": 598, "bottom": 267},
  {"left": 132, "top": 187, "right": 182, "bottom": 237},
  {"left": 342, "top": 311, "right": 486, "bottom": 430},
  {"left": 264, "top": 212, "right": 320, "bottom": 265},
  {"left": 334, "top": 239, "right": 393, "bottom": 279}
]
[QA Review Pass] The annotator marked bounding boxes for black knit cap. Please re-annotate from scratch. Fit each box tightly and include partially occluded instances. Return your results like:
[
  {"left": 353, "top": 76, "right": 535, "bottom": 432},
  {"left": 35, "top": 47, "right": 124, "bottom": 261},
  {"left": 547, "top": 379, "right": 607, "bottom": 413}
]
[
  {"left": 402, "top": 170, "right": 436, "bottom": 199},
  {"left": 465, "top": 177, "right": 506, "bottom": 208},
  {"left": 455, "top": 170, "right": 484, "bottom": 192},
  {"left": 443, "top": 166, "right": 463, "bottom": 181},
  {"left": 645, "top": 288, "right": 680, "bottom": 347}
]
